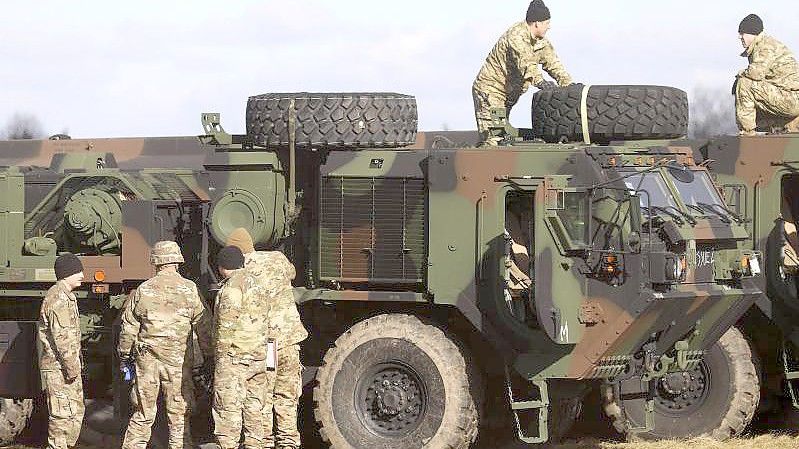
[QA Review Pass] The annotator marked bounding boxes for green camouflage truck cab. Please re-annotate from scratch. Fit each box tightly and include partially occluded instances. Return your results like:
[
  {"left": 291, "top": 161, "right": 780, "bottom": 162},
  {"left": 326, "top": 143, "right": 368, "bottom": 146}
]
[{"left": 0, "top": 96, "right": 762, "bottom": 448}]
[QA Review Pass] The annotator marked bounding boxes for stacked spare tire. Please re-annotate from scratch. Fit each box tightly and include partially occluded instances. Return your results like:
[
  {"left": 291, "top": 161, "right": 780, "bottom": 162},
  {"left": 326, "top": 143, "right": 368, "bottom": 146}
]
[
  {"left": 246, "top": 92, "right": 418, "bottom": 148},
  {"left": 531, "top": 85, "right": 689, "bottom": 143}
]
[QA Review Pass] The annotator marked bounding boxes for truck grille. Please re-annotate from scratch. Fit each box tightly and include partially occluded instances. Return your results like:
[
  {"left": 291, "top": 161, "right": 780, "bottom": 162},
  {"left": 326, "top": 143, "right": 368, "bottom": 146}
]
[{"left": 319, "top": 177, "right": 425, "bottom": 285}]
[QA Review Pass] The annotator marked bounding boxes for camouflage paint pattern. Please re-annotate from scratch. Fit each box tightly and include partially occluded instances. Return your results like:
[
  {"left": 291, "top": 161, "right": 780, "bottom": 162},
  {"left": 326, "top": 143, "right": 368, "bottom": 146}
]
[{"left": 693, "top": 134, "right": 799, "bottom": 348}]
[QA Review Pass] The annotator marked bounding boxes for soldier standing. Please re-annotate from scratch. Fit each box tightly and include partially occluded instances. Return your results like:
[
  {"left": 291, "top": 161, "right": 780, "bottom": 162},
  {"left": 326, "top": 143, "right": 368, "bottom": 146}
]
[
  {"left": 212, "top": 245, "right": 272, "bottom": 449},
  {"left": 735, "top": 14, "right": 799, "bottom": 135},
  {"left": 118, "top": 241, "right": 213, "bottom": 449},
  {"left": 226, "top": 228, "right": 307, "bottom": 449},
  {"left": 472, "top": 0, "right": 573, "bottom": 146},
  {"left": 38, "top": 253, "right": 86, "bottom": 449}
]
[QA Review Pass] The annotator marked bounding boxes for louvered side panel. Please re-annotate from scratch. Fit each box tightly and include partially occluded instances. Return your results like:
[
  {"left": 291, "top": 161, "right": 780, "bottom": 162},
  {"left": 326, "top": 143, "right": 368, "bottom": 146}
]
[{"left": 319, "top": 176, "right": 426, "bottom": 285}]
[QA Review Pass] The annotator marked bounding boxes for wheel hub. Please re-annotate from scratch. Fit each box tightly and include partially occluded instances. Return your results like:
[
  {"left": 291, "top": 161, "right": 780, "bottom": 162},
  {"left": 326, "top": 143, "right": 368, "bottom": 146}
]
[
  {"left": 660, "top": 372, "right": 691, "bottom": 395},
  {"left": 357, "top": 363, "right": 426, "bottom": 435},
  {"left": 656, "top": 363, "right": 708, "bottom": 413}
]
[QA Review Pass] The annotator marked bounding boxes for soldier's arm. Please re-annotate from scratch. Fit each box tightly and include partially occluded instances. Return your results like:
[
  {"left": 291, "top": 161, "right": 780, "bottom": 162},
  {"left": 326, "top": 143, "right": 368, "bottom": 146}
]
[
  {"left": 117, "top": 289, "right": 141, "bottom": 359},
  {"left": 741, "top": 44, "right": 776, "bottom": 81},
  {"left": 46, "top": 295, "right": 82, "bottom": 380},
  {"left": 539, "top": 41, "right": 572, "bottom": 86}
]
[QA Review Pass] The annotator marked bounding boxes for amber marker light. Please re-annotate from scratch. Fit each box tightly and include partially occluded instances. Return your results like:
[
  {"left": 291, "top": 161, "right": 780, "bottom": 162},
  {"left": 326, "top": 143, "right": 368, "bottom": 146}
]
[{"left": 94, "top": 270, "right": 106, "bottom": 282}]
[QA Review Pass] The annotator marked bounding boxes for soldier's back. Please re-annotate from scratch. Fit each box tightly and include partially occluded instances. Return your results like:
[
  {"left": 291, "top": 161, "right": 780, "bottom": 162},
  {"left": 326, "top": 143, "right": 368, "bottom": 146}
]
[{"left": 132, "top": 270, "right": 201, "bottom": 364}]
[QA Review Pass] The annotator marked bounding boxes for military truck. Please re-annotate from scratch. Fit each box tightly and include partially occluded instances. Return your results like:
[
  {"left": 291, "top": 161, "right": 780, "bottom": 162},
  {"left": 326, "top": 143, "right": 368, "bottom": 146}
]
[{"left": 0, "top": 88, "right": 762, "bottom": 448}]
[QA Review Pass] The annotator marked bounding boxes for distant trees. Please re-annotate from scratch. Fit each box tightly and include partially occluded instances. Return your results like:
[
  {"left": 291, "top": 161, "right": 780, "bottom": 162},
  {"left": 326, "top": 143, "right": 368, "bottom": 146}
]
[
  {"left": 688, "top": 87, "right": 738, "bottom": 139},
  {"left": 2, "top": 112, "right": 46, "bottom": 140}
]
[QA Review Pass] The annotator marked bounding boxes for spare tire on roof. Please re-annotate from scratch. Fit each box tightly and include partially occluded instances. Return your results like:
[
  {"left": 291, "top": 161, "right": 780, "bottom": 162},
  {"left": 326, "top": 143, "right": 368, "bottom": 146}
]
[
  {"left": 246, "top": 92, "right": 418, "bottom": 148},
  {"left": 531, "top": 85, "right": 689, "bottom": 143}
]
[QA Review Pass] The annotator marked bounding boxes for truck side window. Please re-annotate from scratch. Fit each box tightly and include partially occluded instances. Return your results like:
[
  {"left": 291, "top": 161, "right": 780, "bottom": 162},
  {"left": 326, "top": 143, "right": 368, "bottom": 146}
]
[{"left": 557, "top": 192, "right": 588, "bottom": 246}]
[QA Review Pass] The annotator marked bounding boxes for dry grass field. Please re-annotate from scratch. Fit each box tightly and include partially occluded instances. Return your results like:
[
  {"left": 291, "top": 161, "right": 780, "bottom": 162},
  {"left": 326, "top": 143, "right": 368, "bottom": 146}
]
[{"left": 554, "top": 435, "right": 799, "bottom": 449}]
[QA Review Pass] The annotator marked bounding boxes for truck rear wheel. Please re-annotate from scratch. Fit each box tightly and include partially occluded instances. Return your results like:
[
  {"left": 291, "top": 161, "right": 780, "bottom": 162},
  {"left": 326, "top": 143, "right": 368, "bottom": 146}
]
[
  {"left": 313, "top": 314, "right": 481, "bottom": 449},
  {"left": 0, "top": 398, "right": 32, "bottom": 444},
  {"left": 603, "top": 327, "right": 759, "bottom": 440}
]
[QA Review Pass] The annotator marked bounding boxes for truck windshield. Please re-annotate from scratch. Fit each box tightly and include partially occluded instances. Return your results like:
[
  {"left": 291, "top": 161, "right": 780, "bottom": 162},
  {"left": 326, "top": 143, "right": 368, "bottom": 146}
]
[
  {"left": 623, "top": 172, "right": 678, "bottom": 218},
  {"left": 669, "top": 170, "right": 729, "bottom": 218}
]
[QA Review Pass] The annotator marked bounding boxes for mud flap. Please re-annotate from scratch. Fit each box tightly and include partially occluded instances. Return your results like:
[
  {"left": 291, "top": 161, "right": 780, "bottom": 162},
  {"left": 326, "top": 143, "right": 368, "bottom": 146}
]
[{"left": 612, "top": 376, "right": 655, "bottom": 434}]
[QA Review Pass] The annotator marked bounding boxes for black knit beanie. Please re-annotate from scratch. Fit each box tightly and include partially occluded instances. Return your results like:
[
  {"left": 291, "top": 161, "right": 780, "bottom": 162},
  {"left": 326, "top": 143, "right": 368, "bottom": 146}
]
[
  {"left": 738, "top": 14, "right": 763, "bottom": 35},
  {"left": 55, "top": 253, "right": 83, "bottom": 280},
  {"left": 217, "top": 245, "right": 245, "bottom": 270},
  {"left": 526, "top": 0, "right": 551, "bottom": 23}
]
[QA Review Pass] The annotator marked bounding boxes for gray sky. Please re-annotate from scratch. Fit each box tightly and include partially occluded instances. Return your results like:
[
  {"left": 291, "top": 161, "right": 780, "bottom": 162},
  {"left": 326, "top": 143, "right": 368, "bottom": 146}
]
[{"left": 2, "top": 1, "right": 798, "bottom": 138}]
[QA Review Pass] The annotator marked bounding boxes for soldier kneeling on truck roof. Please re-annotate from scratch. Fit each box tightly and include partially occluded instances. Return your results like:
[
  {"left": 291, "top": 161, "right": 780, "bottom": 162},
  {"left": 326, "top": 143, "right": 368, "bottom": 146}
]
[{"left": 734, "top": 14, "right": 799, "bottom": 136}]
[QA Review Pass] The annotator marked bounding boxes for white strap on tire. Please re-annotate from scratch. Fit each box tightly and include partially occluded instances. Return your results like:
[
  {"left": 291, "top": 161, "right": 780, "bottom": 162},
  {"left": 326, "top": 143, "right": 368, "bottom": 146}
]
[{"left": 580, "top": 84, "right": 592, "bottom": 145}]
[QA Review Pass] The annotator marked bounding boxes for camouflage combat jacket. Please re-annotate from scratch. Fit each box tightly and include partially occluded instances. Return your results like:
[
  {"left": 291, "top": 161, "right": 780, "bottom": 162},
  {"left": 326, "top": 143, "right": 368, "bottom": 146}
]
[
  {"left": 474, "top": 21, "right": 572, "bottom": 100},
  {"left": 118, "top": 270, "right": 213, "bottom": 366},
  {"left": 245, "top": 251, "right": 308, "bottom": 346},
  {"left": 741, "top": 33, "right": 799, "bottom": 90},
  {"left": 214, "top": 269, "right": 271, "bottom": 360},
  {"left": 37, "top": 280, "right": 82, "bottom": 378}
]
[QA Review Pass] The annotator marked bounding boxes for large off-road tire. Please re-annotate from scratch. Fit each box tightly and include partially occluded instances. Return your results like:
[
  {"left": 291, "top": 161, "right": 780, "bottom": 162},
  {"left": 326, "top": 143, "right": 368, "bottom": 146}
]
[
  {"left": 603, "top": 327, "right": 759, "bottom": 441},
  {"left": 246, "top": 92, "right": 418, "bottom": 148},
  {"left": 313, "top": 314, "right": 481, "bottom": 449},
  {"left": 531, "top": 85, "right": 689, "bottom": 143},
  {"left": 0, "top": 398, "right": 33, "bottom": 444}
]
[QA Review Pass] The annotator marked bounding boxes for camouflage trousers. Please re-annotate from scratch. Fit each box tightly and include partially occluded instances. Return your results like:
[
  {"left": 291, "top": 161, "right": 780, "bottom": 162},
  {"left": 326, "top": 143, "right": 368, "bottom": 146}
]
[
  {"left": 43, "top": 370, "right": 84, "bottom": 449},
  {"left": 472, "top": 84, "right": 522, "bottom": 146},
  {"left": 264, "top": 344, "right": 303, "bottom": 449},
  {"left": 122, "top": 354, "right": 194, "bottom": 449},
  {"left": 213, "top": 354, "right": 270, "bottom": 449},
  {"left": 736, "top": 76, "right": 799, "bottom": 132}
]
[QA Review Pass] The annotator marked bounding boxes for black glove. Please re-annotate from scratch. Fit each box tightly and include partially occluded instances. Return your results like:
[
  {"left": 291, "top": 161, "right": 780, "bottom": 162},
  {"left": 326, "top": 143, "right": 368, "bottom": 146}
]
[{"left": 536, "top": 80, "right": 557, "bottom": 91}]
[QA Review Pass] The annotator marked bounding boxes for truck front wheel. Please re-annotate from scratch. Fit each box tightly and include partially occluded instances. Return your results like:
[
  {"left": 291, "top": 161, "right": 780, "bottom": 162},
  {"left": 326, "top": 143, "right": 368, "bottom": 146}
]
[
  {"left": 603, "top": 327, "right": 759, "bottom": 440},
  {"left": 0, "top": 398, "right": 32, "bottom": 445},
  {"left": 313, "top": 313, "right": 482, "bottom": 449}
]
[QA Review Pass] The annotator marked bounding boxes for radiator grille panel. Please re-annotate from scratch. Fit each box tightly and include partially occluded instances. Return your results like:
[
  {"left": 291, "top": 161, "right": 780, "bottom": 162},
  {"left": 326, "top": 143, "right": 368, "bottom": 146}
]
[{"left": 320, "top": 177, "right": 425, "bottom": 284}]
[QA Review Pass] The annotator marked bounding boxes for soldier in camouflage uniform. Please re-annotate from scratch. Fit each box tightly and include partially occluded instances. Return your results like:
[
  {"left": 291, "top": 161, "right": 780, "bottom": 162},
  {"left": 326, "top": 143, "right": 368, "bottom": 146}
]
[
  {"left": 735, "top": 14, "right": 799, "bottom": 135},
  {"left": 38, "top": 254, "right": 85, "bottom": 449},
  {"left": 227, "top": 228, "right": 307, "bottom": 449},
  {"left": 212, "top": 245, "right": 273, "bottom": 449},
  {"left": 472, "top": 0, "right": 572, "bottom": 146},
  {"left": 118, "top": 241, "right": 213, "bottom": 449}
]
